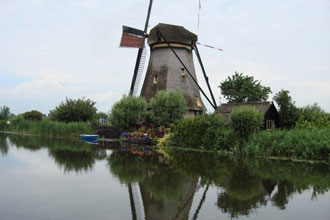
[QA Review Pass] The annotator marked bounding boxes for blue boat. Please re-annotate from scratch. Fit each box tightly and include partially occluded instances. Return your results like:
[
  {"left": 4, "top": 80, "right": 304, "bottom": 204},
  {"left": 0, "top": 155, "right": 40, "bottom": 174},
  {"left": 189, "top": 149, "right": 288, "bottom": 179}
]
[{"left": 80, "top": 134, "right": 99, "bottom": 142}]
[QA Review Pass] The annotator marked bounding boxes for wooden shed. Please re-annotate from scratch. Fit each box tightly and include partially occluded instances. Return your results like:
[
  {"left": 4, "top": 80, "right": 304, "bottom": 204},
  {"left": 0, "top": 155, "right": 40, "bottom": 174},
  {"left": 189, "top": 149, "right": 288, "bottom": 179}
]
[{"left": 216, "top": 101, "right": 280, "bottom": 130}]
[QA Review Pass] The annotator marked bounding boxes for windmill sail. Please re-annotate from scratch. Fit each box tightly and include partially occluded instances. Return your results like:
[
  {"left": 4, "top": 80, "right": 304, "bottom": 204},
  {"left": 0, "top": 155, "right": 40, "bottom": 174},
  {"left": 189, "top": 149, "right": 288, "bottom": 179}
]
[
  {"left": 133, "top": 46, "right": 147, "bottom": 96},
  {"left": 120, "top": 26, "right": 146, "bottom": 48}
]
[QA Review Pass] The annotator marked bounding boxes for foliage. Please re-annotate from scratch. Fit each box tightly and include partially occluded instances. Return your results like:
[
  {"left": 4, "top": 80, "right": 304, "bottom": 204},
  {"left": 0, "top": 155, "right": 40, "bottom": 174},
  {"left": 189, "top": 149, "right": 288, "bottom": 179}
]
[
  {"left": 229, "top": 106, "right": 263, "bottom": 141},
  {"left": 273, "top": 90, "right": 300, "bottom": 128},
  {"left": 170, "top": 114, "right": 226, "bottom": 150},
  {"left": 296, "top": 103, "right": 330, "bottom": 128},
  {"left": 150, "top": 90, "right": 186, "bottom": 127},
  {"left": 223, "top": 128, "right": 241, "bottom": 151},
  {"left": 109, "top": 95, "right": 147, "bottom": 132},
  {"left": 219, "top": 72, "right": 271, "bottom": 103},
  {"left": 0, "top": 120, "right": 8, "bottom": 131},
  {"left": 0, "top": 105, "right": 11, "bottom": 120},
  {"left": 49, "top": 97, "right": 97, "bottom": 123},
  {"left": 8, "top": 116, "right": 94, "bottom": 137},
  {"left": 245, "top": 127, "right": 330, "bottom": 161},
  {"left": 22, "top": 110, "right": 43, "bottom": 121}
]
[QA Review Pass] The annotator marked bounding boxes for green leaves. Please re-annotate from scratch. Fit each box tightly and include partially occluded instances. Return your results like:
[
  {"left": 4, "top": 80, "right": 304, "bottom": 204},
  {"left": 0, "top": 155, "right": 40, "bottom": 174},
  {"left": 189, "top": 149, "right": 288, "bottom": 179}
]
[
  {"left": 273, "top": 90, "right": 299, "bottom": 128},
  {"left": 22, "top": 110, "right": 43, "bottom": 121},
  {"left": 230, "top": 106, "right": 263, "bottom": 140},
  {"left": 109, "top": 95, "right": 147, "bottom": 132},
  {"left": 150, "top": 90, "right": 186, "bottom": 127},
  {"left": 0, "top": 105, "right": 11, "bottom": 121},
  {"left": 49, "top": 98, "right": 97, "bottom": 123},
  {"left": 219, "top": 72, "right": 271, "bottom": 103},
  {"left": 171, "top": 114, "right": 225, "bottom": 150}
]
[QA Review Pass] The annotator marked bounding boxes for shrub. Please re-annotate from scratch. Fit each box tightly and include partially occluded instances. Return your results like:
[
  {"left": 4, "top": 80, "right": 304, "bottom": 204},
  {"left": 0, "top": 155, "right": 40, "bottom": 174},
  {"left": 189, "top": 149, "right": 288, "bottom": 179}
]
[
  {"left": 49, "top": 97, "right": 97, "bottom": 123},
  {"left": 109, "top": 95, "right": 147, "bottom": 132},
  {"left": 229, "top": 106, "right": 263, "bottom": 141},
  {"left": 171, "top": 114, "right": 225, "bottom": 150},
  {"left": 22, "top": 110, "right": 43, "bottom": 121},
  {"left": 150, "top": 90, "right": 186, "bottom": 127}
]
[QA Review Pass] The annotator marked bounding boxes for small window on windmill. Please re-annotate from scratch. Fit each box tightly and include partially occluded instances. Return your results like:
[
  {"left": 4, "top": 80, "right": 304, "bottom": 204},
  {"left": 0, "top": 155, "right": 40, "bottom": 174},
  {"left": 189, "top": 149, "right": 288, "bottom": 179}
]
[
  {"left": 181, "top": 68, "right": 185, "bottom": 77},
  {"left": 195, "top": 97, "right": 202, "bottom": 107},
  {"left": 153, "top": 75, "right": 158, "bottom": 84}
]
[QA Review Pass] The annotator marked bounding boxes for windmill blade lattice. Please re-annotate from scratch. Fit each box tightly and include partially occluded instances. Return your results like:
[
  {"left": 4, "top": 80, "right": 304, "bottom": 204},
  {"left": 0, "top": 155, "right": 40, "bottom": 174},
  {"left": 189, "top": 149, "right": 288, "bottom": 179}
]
[{"left": 133, "top": 46, "right": 147, "bottom": 96}]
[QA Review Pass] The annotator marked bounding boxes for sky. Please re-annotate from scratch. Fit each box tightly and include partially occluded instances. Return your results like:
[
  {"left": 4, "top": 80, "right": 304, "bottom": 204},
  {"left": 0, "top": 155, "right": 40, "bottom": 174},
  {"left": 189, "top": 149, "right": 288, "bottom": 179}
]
[{"left": 0, "top": 0, "right": 329, "bottom": 114}]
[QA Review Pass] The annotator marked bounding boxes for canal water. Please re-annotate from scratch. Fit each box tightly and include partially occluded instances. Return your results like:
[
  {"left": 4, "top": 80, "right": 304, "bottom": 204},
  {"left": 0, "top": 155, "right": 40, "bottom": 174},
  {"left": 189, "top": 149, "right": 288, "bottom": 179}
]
[{"left": 0, "top": 134, "right": 329, "bottom": 220}]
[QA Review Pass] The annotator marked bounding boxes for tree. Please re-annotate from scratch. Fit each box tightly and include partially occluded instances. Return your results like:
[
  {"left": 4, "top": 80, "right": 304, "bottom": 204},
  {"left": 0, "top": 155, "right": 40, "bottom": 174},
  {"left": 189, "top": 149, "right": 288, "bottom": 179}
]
[
  {"left": 109, "top": 95, "right": 147, "bottom": 132},
  {"left": 229, "top": 106, "right": 263, "bottom": 141},
  {"left": 219, "top": 72, "right": 271, "bottom": 103},
  {"left": 0, "top": 105, "right": 11, "bottom": 120},
  {"left": 22, "top": 110, "right": 43, "bottom": 121},
  {"left": 297, "top": 103, "right": 330, "bottom": 128},
  {"left": 273, "top": 90, "right": 299, "bottom": 128},
  {"left": 150, "top": 90, "right": 186, "bottom": 127},
  {"left": 49, "top": 98, "right": 97, "bottom": 123}
]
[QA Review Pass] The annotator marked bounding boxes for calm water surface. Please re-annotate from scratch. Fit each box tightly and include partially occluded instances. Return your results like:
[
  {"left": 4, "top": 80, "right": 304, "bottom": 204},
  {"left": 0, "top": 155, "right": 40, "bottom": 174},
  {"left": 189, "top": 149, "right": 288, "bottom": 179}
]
[{"left": 0, "top": 134, "right": 329, "bottom": 220}]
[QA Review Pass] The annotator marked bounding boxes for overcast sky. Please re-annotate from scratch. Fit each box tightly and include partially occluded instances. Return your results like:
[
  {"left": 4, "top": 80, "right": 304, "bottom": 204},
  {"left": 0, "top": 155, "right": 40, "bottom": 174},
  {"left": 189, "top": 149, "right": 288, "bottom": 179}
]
[{"left": 1, "top": 0, "right": 329, "bottom": 114}]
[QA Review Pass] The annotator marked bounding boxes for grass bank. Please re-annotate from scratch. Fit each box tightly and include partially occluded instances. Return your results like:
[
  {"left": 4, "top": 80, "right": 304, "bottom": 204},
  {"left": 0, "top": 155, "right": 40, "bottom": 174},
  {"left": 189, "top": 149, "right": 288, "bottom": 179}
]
[{"left": 5, "top": 119, "right": 95, "bottom": 137}]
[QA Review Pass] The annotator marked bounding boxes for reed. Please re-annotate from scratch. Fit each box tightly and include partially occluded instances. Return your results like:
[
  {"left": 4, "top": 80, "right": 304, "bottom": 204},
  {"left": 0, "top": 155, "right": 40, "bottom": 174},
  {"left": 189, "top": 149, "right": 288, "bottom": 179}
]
[
  {"left": 245, "top": 127, "right": 330, "bottom": 161},
  {"left": 8, "top": 118, "right": 95, "bottom": 137}
]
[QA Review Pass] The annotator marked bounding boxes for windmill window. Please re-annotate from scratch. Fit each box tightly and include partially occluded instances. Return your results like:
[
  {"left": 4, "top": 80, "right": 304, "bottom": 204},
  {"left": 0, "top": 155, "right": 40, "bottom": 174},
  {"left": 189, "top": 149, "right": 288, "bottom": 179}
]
[
  {"left": 153, "top": 75, "right": 158, "bottom": 84},
  {"left": 181, "top": 68, "right": 185, "bottom": 77},
  {"left": 266, "top": 120, "right": 274, "bottom": 131},
  {"left": 195, "top": 97, "right": 202, "bottom": 107}
]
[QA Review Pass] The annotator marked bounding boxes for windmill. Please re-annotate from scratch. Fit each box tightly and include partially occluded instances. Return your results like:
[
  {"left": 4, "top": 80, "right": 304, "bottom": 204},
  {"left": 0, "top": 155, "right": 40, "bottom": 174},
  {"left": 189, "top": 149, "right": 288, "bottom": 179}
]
[{"left": 120, "top": 0, "right": 220, "bottom": 116}]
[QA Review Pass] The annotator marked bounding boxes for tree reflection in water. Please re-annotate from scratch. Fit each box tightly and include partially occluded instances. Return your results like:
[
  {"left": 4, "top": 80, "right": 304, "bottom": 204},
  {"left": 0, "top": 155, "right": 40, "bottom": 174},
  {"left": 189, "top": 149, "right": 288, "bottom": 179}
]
[
  {"left": 8, "top": 134, "right": 97, "bottom": 173},
  {"left": 3, "top": 134, "right": 330, "bottom": 219},
  {"left": 0, "top": 135, "right": 9, "bottom": 156}
]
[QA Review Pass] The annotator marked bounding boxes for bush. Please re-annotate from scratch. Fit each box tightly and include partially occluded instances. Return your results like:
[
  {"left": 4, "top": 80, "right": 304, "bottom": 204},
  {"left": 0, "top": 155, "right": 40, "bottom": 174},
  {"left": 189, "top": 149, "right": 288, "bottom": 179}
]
[
  {"left": 109, "top": 95, "right": 147, "bottom": 132},
  {"left": 171, "top": 114, "right": 225, "bottom": 150},
  {"left": 229, "top": 106, "right": 263, "bottom": 140},
  {"left": 49, "top": 97, "right": 97, "bottom": 123},
  {"left": 22, "top": 110, "right": 43, "bottom": 121},
  {"left": 150, "top": 90, "right": 186, "bottom": 127}
]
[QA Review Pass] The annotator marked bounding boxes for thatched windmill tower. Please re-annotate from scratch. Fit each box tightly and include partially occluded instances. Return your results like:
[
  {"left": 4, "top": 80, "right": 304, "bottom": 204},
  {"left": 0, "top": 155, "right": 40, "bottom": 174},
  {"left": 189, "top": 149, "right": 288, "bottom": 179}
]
[{"left": 140, "top": 23, "right": 206, "bottom": 117}]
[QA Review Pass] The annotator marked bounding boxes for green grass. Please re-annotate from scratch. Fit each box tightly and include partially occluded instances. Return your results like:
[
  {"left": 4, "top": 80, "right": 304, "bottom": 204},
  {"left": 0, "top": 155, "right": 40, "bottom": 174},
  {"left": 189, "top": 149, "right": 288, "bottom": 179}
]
[
  {"left": 7, "top": 119, "right": 95, "bottom": 137},
  {"left": 245, "top": 127, "right": 330, "bottom": 161}
]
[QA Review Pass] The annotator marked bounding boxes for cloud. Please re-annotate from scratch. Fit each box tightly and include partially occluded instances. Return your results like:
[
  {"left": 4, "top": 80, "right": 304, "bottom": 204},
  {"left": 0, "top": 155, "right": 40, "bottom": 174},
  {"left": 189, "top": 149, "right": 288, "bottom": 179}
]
[
  {"left": 0, "top": 0, "right": 329, "bottom": 113},
  {"left": 0, "top": 77, "right": 122, "bottom": 114}
]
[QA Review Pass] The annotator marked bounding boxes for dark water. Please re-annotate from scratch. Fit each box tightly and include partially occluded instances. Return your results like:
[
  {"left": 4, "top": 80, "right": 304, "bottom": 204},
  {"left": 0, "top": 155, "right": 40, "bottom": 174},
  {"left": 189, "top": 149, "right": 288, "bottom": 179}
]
[{"left": 0, "top": 134, "right": 329, "bottom": 220}]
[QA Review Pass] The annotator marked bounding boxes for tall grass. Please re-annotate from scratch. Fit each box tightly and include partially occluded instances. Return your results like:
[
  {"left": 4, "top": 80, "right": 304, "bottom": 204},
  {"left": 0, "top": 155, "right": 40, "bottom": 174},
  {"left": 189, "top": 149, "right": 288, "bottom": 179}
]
[
  {"left": 245, "top": 127, "right": 330, "bottom": 161},
  {"left": 7, "top": 118, "right": 95, "bottom": 137}
]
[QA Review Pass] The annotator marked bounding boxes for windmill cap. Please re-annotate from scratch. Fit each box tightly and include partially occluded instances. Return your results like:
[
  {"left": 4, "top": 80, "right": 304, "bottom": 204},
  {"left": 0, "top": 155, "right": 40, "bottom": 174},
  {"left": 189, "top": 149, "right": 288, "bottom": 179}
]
[{"left": 148, "top": 23, "right": 197, "bottom": 46}]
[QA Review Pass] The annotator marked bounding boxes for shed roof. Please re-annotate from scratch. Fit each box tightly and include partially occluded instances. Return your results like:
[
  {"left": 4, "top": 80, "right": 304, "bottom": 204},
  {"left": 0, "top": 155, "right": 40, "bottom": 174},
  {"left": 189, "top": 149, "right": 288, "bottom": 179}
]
[
  {"left": 216, "top": 102, "right": 276, "bottom": 122},
  {"left": 148, "top": 23, "right": 197, "bottom": 46}
]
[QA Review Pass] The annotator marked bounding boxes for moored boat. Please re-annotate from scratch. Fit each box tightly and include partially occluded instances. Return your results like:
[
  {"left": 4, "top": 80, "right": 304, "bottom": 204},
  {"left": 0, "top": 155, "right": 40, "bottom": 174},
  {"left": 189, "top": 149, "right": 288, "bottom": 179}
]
[{"left": 80, "top": 134, "right": 99, "bottom": 142}]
